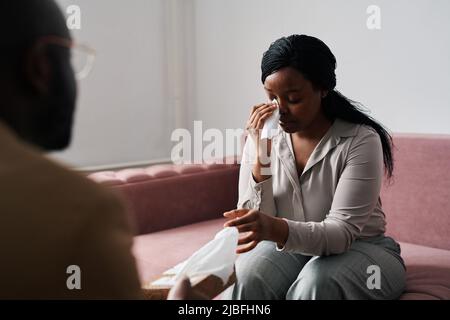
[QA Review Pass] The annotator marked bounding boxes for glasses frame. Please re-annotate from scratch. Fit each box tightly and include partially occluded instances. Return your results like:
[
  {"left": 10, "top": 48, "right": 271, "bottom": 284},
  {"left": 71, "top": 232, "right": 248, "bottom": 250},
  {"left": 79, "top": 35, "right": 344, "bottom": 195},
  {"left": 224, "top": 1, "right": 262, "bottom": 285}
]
[{"left": 35, "top": 35, "right": 96, "bottom": 80}]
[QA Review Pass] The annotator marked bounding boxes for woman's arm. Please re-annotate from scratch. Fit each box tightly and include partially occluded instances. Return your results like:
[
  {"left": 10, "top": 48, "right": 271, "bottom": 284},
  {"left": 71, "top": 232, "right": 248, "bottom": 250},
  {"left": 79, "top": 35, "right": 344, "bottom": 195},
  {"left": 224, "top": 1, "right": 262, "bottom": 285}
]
[
  {"left": 237, "top": 102, "right": 277, "bottom": 215},
  {"left": 237, "top": 137, "right": 277, "bottom": 216}
]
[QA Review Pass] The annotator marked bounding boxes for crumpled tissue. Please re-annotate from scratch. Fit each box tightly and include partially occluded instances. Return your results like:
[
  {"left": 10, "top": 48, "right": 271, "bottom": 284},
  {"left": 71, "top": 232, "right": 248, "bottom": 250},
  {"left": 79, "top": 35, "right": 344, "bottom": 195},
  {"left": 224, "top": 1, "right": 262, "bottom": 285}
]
[
  {"left": 151, "top": 227, "right": 238, "bottom": 287},
  {"left": 260, "top": 98, "right": 280, "bottom": 139}
]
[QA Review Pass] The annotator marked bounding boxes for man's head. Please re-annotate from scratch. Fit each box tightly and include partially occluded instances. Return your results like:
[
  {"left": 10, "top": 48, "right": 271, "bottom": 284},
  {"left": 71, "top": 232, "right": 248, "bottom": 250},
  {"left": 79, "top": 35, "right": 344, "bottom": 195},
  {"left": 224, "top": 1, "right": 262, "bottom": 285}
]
[{"left": 0, "top": 0, "right": 77, "bottom": 151}]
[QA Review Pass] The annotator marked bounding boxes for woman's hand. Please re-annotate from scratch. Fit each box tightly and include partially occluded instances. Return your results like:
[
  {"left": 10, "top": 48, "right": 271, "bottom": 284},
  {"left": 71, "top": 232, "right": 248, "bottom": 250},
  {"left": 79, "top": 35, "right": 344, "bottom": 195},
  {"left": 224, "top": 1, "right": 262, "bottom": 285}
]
[
  {"left": 223, "top": 209, "right": 289, "bottom": 254},
  {"left": 245, "top": 102, "right": 277, "bottom": 142},
  {"left": 245, "top": 103, "right": 277, "bottom": 182}
]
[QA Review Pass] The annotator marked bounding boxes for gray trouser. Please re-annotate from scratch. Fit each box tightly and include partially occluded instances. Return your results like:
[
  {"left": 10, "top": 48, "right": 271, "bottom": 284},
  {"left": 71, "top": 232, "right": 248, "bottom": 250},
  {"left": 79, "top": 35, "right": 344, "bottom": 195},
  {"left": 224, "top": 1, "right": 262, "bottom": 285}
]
[{"left": 222, "top": 236, "right": 406, "bottom": 300}]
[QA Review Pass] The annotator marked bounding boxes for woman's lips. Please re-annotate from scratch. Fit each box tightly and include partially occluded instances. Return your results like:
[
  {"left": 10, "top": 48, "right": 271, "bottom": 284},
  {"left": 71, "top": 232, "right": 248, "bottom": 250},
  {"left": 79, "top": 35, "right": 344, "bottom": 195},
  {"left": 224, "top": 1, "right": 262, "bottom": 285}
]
[
  {"left": 279, "top": 119, "right": 296, "bottom": 126},
  {"left": 279, "top": 120, "right": 298, "bottom": 131}
]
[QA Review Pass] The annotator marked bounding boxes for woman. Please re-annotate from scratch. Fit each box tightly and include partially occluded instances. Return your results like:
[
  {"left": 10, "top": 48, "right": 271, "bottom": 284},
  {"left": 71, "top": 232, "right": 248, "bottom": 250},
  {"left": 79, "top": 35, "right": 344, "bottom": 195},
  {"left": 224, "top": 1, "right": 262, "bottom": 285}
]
[{"left": 223, "top": 34, "right": 406, "bottom": 300}]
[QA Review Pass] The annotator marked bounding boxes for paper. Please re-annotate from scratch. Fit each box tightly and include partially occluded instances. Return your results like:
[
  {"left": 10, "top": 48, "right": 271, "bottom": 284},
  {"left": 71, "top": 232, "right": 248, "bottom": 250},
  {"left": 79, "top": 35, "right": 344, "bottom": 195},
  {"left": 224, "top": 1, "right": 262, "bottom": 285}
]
[
  {"left": 163, "top": 260, "right": 188, "bottom": 276},
  {"left": 149, "top": 261, "right": 189, "bottom": 287},
  {"left": 172, "top": 227, "right": 239, "bottom": 284},
  {"left": 151, "top": 275, "right": 177, "bottom": 287},
  {"left": 261, "top": 99, "right": 280, "bottom": 139}
]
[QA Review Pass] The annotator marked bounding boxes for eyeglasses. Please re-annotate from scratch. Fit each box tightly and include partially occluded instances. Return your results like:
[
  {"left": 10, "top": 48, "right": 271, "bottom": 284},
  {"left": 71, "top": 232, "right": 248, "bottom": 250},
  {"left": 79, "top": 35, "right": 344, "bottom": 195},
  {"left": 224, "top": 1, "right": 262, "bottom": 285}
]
[
  {"left": 70, "top": 42, "right": 96, "bottom": 80},
  {"left": 35, "top": 35, "right": 96, "bottom": 80}
]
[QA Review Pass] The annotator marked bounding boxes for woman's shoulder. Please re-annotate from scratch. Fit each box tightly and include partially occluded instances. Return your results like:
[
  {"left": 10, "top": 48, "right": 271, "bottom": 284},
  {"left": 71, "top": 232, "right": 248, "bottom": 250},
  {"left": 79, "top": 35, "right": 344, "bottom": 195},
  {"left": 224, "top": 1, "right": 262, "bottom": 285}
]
[
  {"left": 334, "top": 119, "right": 382, "bottom": 155},
  {"left": 335, "top": 118, "right": 379, "bottom": 141}
]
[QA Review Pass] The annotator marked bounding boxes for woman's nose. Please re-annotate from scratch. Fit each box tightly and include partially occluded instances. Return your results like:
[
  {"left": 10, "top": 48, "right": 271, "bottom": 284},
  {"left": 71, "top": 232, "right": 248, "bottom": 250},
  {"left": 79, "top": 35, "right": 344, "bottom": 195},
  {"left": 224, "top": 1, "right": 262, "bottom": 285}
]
[{"left": 277, "top": 99, "right": 289, "bottom": 115}]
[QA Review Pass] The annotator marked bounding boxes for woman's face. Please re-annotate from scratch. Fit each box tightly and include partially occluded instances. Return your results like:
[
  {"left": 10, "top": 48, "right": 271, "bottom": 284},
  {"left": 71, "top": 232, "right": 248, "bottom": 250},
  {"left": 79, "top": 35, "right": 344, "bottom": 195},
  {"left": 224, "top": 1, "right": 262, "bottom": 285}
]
[{"left": 264, "top": 67, "right": 326, "bottom": 134}]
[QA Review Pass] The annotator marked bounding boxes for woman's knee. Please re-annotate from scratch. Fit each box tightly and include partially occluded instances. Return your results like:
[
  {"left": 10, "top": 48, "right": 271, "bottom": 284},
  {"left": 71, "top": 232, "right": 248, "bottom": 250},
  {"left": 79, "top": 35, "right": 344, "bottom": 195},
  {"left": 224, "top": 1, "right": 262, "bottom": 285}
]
[
  {"left": 286, "top": 258, "right": 342, "bottom": 300},
  {"left": 286, "top": 252, "right": 406, "bottom": 300},
  {"left": 229, "top": 244, "right": 274, "bottom": 299},
  {"left": 231, "top": 241, "right": 301, "bottom": 300}
]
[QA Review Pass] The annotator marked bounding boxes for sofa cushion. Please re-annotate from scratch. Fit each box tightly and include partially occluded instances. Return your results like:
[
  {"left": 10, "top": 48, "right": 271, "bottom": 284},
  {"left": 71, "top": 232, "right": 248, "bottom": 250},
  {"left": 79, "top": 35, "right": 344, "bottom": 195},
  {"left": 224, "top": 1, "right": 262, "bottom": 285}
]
[
  {"left": 381, "top": 134, "right": 450, "bottom": 250},
  {"left": 88, "top": 171, "right": 124, "bottom": 186},
  {"left": 399, "top": 242, "right": 450, "bottom": 300},
  {"left": 132, "top": 220, "right": 450, "bottom": 300},
  {"left": 116, "top": 169, "right": 152, "bottom": 183},
  {"left": 132, "top": 218, "right": 225, "bottom": 283}
]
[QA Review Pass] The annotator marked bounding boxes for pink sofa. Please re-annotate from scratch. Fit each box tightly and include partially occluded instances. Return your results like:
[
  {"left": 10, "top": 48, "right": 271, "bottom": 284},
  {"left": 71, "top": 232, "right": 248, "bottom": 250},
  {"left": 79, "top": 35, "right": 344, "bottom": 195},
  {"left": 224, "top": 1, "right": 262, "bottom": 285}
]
[
  {"left": 89, "top": 134, "right": 450, "bottom": 300},
  {"left": 88, "top": 160, "right": 240, "bottom": 286},
  {"left": 381, "top": 134, "right": 450, "bottom": 299}
]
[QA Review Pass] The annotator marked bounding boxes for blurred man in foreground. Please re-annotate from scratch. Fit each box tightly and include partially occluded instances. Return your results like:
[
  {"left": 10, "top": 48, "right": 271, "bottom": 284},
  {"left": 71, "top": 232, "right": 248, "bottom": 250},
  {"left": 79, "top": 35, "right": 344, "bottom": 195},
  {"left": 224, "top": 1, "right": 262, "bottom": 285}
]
[{"left": 0, "top": 0, "right": 191, "bottom": 299}]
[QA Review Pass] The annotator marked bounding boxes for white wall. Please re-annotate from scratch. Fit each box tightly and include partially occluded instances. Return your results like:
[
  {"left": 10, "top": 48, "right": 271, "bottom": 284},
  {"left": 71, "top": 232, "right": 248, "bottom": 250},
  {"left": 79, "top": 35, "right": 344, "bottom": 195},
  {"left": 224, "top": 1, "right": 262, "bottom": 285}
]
[
  {"left": 52, "top": 0, "right": 450, "bottom": 168},
  {"left": 193, "top": 0, "right": 450, "bottom": 135},
  {"left": 53, "top": 0, "right": 173, "bottom": 168}
]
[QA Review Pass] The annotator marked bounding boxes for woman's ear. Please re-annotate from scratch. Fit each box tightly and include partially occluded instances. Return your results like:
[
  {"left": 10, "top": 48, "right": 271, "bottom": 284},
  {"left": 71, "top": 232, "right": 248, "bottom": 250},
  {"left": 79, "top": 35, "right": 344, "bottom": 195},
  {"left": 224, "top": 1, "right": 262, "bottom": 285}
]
[
  {"left": 321, "top": 90, "right": 329, "bottom": 98},
  {"left": 24, "top": 43, "right": 52, "bottom": 96}
]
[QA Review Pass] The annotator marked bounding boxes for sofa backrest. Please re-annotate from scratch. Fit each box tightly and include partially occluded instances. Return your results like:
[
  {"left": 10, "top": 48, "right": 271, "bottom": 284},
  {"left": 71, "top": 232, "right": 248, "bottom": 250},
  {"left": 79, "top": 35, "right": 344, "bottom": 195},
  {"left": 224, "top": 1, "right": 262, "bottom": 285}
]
[
  {"left": 89, "top": 162, "right": 240, "bottom": 235},
  {"left": 89, "top": 134, "right": 450, "bottom": 250},
  {"left": 381, "top": 134, "right": 450, "bottom": 250}
]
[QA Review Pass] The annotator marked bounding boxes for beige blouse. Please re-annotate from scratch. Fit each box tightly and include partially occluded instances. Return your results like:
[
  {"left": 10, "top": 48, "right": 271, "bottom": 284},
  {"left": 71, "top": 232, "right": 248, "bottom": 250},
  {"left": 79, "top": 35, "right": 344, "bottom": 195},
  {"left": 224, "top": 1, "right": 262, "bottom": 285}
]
[{"left": 238, "top": 118, "right": 386, "bottom": 256}]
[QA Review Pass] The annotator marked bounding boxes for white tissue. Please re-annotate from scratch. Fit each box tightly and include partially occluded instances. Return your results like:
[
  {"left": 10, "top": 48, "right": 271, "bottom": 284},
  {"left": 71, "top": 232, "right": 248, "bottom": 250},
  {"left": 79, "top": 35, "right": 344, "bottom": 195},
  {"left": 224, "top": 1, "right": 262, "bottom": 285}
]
[
  {"left": 170, "top": 227, "right": 239, "bottom": 285},
  {"left": 261, "top": 99, "right": 280, "bottom": 139}
]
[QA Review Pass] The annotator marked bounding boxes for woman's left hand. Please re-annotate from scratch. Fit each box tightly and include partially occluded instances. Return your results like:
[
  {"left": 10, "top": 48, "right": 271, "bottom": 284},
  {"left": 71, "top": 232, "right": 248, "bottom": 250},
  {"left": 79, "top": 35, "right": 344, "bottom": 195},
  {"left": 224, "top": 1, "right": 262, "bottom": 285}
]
[{"left": 223, "top": 209, "right": 288, "bottom": 254}]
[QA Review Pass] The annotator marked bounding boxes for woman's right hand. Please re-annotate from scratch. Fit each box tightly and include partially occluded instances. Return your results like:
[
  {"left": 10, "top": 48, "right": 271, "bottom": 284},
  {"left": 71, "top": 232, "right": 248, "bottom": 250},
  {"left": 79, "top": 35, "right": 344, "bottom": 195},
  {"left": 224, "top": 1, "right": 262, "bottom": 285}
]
[{"left": 245, "top": 102, "right": 277, "bottom": 182}]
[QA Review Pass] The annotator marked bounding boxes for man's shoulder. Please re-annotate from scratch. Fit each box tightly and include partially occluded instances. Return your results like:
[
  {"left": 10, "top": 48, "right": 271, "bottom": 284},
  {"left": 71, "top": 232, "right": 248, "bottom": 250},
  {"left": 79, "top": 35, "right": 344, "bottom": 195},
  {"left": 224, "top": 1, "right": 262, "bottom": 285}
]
[{"left": 0, "top": 138, "right": 123, "bottom": 219}]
